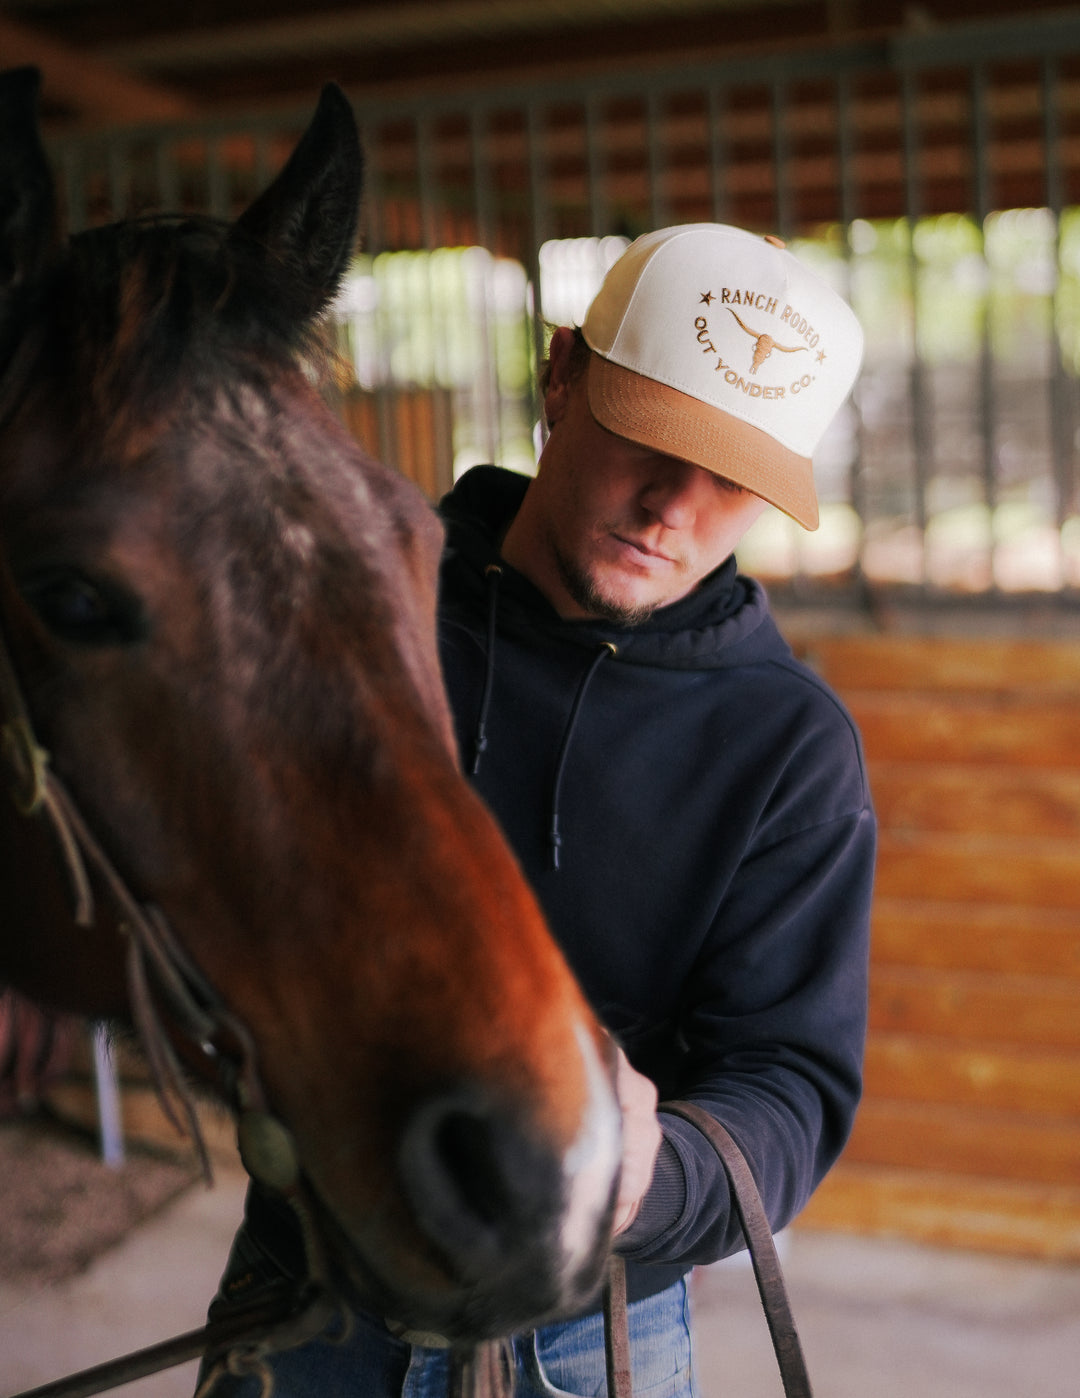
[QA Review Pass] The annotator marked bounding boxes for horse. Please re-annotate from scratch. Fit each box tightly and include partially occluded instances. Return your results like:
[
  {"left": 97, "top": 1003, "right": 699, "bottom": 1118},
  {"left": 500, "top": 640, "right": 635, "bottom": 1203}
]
[{"left": 0, "top": 66, "right": 621, "bottom": 1359}]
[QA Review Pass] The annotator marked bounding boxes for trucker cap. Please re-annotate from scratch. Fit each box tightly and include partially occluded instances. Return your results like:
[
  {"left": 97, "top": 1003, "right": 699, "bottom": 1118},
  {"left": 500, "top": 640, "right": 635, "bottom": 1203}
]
[{"left": 581, "top": 223, "right": 864, "bottom": 530}]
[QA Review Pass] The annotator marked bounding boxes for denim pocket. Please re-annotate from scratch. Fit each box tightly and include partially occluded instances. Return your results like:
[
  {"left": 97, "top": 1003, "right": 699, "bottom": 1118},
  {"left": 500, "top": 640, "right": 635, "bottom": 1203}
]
[{"left": 520, "top": 1279, "right": 695, "bottom": 1398}]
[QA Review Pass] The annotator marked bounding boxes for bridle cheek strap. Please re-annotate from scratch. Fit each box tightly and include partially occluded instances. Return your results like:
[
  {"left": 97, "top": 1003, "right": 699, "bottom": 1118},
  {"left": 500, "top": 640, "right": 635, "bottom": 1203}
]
[
  {"left": 0, "top": 613, "right": 347, "bottom": 1398},
  {"left": 0, "top": 609, "right": 296, "bottom": 1191}
]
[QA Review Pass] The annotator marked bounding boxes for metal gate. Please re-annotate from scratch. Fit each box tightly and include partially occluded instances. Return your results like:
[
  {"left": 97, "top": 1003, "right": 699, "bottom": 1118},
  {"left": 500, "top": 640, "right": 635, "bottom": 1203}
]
[{"left": 47, "top": 11, "right": 1080, "bottom": 611}]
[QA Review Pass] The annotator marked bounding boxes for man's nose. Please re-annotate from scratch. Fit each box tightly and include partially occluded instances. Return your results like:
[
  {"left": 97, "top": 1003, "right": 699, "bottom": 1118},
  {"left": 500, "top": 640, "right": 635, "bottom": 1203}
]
[{"left": 638, "top": 458, "right": 707, "bottom": 527}]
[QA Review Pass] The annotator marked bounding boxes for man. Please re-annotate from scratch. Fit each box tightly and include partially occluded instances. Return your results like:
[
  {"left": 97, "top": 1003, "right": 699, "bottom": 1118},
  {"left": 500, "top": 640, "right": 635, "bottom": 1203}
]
[{"left": 202, "top": 223, "right": 874, "bottom": 1396}]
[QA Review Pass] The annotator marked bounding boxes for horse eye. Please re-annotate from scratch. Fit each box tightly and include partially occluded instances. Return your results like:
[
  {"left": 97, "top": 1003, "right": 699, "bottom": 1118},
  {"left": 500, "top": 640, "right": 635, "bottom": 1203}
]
[{"left": 19, "top": 569, "right": 147, "bottom": 646}]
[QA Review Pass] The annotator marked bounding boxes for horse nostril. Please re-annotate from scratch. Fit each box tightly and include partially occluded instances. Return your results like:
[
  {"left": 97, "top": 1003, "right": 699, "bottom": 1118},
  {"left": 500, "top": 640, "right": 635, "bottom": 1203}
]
[
  {"left": 399, "top": 1090, "right": 558, "bottom": 1276},
  {"left": 434, "top": 1109, "right": 515, "bottom": 1230}
]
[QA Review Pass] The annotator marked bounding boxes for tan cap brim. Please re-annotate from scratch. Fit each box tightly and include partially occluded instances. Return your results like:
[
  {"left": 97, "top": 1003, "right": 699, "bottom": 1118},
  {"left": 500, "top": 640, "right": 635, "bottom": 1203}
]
[{"left": 586, "top": 354, "right": 820, "bottom": 531}]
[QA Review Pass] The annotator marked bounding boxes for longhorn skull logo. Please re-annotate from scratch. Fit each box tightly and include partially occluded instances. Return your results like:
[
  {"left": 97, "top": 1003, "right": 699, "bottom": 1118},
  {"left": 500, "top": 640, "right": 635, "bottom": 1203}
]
[{"left": 727, "top": 308, "right": 806, "bottom": 374}]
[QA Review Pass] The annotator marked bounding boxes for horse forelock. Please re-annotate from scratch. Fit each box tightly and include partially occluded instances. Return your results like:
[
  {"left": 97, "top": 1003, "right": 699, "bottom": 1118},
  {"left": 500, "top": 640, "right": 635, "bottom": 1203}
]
[{"left": 26, "top": 216, "right": 335, "bottom": 432}]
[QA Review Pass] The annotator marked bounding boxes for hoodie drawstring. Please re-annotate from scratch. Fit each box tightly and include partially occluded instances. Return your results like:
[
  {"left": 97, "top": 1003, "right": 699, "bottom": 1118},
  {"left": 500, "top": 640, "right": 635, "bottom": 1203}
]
[
  {"left": 468, "top": 562, "right": 616, "bottom": 870},
  {"left": 549, "top": 641, "right": 617, "bottom": 871},
  {"left": 471, "top": 564, "right": 503, "bottom": 775}
]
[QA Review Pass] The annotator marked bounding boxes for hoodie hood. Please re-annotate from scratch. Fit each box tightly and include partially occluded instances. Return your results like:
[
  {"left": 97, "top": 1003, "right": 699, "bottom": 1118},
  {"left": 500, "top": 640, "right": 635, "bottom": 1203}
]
[{"left": 439, "top": 465, "right": 792, "bottom": 671}]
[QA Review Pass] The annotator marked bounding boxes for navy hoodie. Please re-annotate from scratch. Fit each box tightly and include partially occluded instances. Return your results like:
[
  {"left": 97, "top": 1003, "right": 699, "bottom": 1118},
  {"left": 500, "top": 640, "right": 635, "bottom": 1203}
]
[{"left": 438, "top": 466, "right": 875, "bottom": 1307}]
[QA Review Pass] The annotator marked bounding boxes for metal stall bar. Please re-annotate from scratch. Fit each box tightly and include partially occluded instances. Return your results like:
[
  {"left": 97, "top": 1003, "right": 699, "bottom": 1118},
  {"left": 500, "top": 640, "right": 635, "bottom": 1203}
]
[
  {"left": 470, "top": 105, "right": 502, "bottom": 468},
  {"left": 900, "top": 61, "right": 931, "bottom": 587},
  {"left": 835, "top": 71, "right": 870, "bottom": 590},
  {"left": 707, "top": 83, "right": 729, "bottom": 226},
  {"left": 646, "top": 91, "right": 667, "bottom": 232},
  {"left": 770, "top": 76, "right": 790, "bottom": 240},
  {"left": 970, "top": 63, "right": 999, "bottom": 585},
  {"left": 205, "top": 137, "right": 229, "bottom": 221},
  {"left": 1043, "top": 56, "right": 1077, "bottom": 558},
  {"left": 155, "top": 139, "right": 180, "bottom": 214},
  {"left": 585, "top": 95, "right": 609, "bottom": 238},
  {"left": 357, "top": 114, "right": 386, "bottom": 256},
  {"left": 525, "top": 101, "right": 551, "bottom": 445},
  {"left": 60, "top": 144, "right": 88, "bottom": 235},
  {"left": 106, "top": 139, "right": 128, "bottom": 221},
  {"left": 416, "top": 112, "right": 450, "bottom": 493}
]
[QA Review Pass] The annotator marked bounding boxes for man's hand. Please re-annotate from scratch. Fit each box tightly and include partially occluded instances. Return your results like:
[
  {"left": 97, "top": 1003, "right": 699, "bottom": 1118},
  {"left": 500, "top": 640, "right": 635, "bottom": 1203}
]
[{"left": 611, "top": 1043, "right": 663, "bottom": 1235}]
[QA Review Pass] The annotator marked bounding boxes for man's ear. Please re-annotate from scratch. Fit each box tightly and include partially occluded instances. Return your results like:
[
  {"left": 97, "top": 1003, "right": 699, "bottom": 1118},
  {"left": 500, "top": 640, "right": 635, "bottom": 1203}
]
[{"left": 543, "top": 326, "right": 580, "bottom": 427}]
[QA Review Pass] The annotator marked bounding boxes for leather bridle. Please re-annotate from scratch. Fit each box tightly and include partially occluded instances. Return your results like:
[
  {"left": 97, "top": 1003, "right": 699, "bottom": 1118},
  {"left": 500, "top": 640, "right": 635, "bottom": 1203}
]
[
  {"left": 0, "top": 603, "right": 273, "bottom": 1177},
  {"left": 0, "top": 602, "right": 339, "bottom": 1394},
  {"left": 0, "top": 555, "right": 813, "bottom": 1398}
]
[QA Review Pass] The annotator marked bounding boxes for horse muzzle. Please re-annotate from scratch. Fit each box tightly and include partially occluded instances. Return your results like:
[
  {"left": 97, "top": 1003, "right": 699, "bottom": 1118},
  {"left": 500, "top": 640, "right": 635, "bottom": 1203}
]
[{"left": 298, "top": 1025, "right": 622, "bottom": 1342}]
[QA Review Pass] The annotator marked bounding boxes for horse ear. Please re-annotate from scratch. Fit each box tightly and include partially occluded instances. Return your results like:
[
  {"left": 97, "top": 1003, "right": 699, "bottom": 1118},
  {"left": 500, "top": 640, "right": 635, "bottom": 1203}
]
[
  {"left": 234, "top": 83, "right": 363, "bottom": 323},
  {"left": 0, "top": 67, "right": 57, "bottom": 296}
]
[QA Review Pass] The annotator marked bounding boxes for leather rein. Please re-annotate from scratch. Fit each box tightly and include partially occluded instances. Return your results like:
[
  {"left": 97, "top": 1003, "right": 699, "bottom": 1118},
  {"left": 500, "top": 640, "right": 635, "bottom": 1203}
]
[
  {"left": 0, "top": 605, "right": 338, "bottom": 1395},
  {"left": 0, "top": 607, "right": 813, "bottom": 1398}
]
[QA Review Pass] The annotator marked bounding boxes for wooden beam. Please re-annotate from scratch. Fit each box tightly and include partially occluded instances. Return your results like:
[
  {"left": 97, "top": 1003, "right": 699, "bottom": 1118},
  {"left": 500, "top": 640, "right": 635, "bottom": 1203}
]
[
  {"left": 92, "top": 0, "right": 801, "bottom": 72},
  {"left": 0, "top": 16, "right": 198, "bottom": 127}
]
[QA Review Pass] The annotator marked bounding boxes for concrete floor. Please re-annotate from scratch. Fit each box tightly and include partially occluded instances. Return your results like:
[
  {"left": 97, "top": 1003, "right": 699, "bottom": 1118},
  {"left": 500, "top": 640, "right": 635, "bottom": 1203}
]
[{"left": 2, "top": 1159, "right": 1078, "bottom": 1397}]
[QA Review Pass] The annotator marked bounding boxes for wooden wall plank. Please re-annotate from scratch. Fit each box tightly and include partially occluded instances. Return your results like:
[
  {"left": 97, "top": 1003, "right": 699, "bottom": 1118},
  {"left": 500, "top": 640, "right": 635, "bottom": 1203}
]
[
  {"left": 875, "top": 832, "right": 1080, "bottom": 908},
  {"left": 869, "top": 763, "right": 1080, "bottom": 839},
  {"left": 793, "top": 635, "right": 1080, "bottom": 694},
  {"left": 800, "top": 1163, "right": 1080, "bottom": 1260},
  {"left": 848, "top": 695, "right": 1080, "bottom": 768},
  {"left": 844, "top": 1099, "right": 1080, "bottom": 1183},
  {"left": 870, "top": 967, "right": 1080, "bottom": 1050},
  {"left": 864, "top": 1035, "right": 1080, "bottom": 1117},
  {"left": 871, "top": 899, "right": 1080, "bottom": 978}
]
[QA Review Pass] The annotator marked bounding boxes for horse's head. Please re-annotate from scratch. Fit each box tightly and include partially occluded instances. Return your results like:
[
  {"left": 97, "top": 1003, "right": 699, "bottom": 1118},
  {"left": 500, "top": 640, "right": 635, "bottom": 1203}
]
[{"left": 0, "top": 69, "right": 620, "bottom": 1340}]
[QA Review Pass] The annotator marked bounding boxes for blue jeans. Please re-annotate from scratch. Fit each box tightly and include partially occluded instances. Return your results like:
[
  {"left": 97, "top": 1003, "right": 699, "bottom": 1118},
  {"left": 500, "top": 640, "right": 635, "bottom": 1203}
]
[{"left": 195, "top": 1278, "right": 697, "bottom": 1398}]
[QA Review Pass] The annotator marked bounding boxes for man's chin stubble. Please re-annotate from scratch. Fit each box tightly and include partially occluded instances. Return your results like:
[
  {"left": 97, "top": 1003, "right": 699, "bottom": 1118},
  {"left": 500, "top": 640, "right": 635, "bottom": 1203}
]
[{"left": 554, "top": 548, "right": 659, "bottom": 626}]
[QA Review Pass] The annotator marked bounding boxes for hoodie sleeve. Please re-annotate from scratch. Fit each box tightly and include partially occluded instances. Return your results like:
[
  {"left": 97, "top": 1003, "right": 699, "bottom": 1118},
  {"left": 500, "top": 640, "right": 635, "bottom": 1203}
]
[{"left": 616, "top": 771, "right": 875, "bottom": 1265}]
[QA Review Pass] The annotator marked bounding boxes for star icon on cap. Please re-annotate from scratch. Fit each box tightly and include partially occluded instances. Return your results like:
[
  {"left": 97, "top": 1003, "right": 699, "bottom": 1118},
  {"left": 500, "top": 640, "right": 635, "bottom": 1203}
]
[{"left": 700, "top": 291, "right": 715, "bottom": 305}]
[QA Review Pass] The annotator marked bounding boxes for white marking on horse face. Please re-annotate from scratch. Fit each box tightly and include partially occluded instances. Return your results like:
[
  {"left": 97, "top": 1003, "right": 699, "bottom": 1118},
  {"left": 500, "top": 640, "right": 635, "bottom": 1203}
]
[
  {"left": 558, "top": 1022, "right": 621, "bottom": 1276},
  {"left": 280, "top": 521, "right": 316, "bottom": 565}
]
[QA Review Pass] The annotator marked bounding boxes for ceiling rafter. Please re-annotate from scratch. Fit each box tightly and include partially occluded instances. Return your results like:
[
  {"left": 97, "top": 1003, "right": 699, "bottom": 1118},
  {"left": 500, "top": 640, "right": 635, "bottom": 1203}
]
[
  {"left": 87, "top": 0, "right": 802, "bottom": 72},
  {"left": 0, "top": 14, "right": 198, "bottom": 124}
]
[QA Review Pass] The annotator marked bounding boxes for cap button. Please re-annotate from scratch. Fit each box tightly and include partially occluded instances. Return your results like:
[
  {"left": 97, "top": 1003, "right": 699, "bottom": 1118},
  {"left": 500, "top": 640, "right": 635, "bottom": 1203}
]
[{"left": 763, "top": 234, "right": 786, "bottom": 249}]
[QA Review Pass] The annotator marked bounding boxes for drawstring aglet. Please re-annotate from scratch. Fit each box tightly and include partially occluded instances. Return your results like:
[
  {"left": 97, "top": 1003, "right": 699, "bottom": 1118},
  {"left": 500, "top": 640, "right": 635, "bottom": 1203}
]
[{"left": 549, "top": 817, "right": 562, "bottom": 871}]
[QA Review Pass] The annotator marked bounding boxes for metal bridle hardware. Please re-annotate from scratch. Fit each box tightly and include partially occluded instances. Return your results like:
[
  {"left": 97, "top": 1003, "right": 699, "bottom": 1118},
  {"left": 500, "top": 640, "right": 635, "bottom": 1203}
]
[
  {"left": 0, "top": 605, "right": 273, "bottom": 1163},
  {"left": 0, "top": 609, "right": 341, "bottom": 1397},
  {"left": 1, "top": 711, "right": 49, "bottom": 815}
]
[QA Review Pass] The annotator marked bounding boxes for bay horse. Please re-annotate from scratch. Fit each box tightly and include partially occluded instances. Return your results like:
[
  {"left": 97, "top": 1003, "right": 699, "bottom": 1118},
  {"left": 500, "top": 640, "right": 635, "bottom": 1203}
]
[{"left": 0, "top": 67, "right": 620, "bottom": 1358}]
